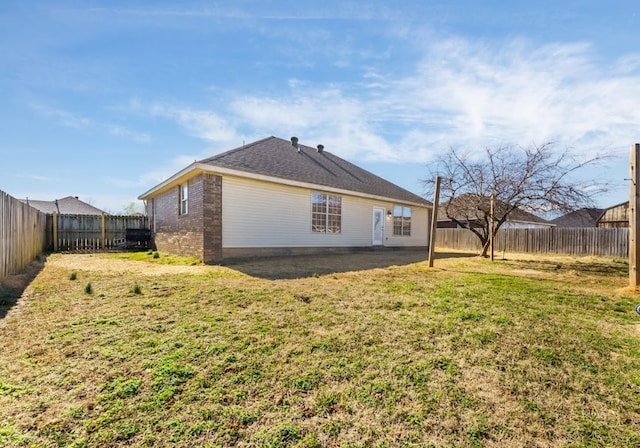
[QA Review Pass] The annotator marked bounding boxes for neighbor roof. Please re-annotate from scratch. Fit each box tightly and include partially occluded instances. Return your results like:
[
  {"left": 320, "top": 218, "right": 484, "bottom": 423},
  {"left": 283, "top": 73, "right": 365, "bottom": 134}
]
[
  {"left": 141, "top": 136, "right": 430, "bottom": 206},
  {"left": 550, "top": 208, "right": 604, "bottom": 227},
  {"left": 22, "top": 196, "right": 107, "bottom": 215},
  {"left": 438, "top": 194, "right": 550, "bottom": 225}
]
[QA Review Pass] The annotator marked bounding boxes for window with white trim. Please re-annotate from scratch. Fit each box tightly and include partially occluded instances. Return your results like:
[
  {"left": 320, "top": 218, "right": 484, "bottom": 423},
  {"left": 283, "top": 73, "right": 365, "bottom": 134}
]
[
  {"left": 179, "top": 183, "right": 188, "bottom": 215},
  {"left": 393, "top": 205, "right": 411, "bottom": 236},
  {"left": 312, "top": 192, "right": 341, "bottom": 233}
]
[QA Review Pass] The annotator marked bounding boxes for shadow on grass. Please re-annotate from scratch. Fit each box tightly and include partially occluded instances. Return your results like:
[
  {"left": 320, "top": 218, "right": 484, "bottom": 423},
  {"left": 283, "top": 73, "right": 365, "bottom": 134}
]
[
  {"left": 0, "top": 254, "right": 48, "bottom": 319},
  {"left": 223, "top": 250, "right": 477, "bottom": 280}
]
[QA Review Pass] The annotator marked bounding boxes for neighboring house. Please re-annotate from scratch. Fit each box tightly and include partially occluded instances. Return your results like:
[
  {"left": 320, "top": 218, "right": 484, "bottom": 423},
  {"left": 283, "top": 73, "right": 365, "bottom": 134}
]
[
  {"left": 138, "top": 136, "right": 432, "bottom": 263},
  {"left": 550, "top": 208, "right": 604, "bottom": 227},
  {"left": 21, "top": 196, "right": 107, "bottom": 215},
  {"left": 438, "top": 194, "right": 553, "bottom": 229},
  {"left": 597, "top": 202, "right": 629, "bottom": 228}
]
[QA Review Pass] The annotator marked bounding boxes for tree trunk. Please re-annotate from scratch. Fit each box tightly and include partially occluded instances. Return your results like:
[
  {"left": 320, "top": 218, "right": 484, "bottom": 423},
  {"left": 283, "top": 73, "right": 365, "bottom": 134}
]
[{"left": 480, "top": 238, "right": 490, "bottom": 257}]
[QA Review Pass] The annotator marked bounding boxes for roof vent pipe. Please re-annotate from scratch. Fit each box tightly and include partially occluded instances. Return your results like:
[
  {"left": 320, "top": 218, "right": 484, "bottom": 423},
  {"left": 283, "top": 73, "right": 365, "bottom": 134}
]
[
  {"left": 317, "top": 144, "right": 324, "bottom": 153},
  {"left": 291, "top": 136, "right": 299, "bottom": 148}
]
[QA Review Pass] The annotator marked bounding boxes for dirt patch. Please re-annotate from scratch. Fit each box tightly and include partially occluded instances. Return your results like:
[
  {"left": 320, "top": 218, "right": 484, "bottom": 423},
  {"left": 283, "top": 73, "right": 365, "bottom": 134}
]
[
  {"left": 22, "top": 250, "right": 473, "bottom": 281},
  {"left": 46, "top": 253, "right": 213, "bottom": 276}
]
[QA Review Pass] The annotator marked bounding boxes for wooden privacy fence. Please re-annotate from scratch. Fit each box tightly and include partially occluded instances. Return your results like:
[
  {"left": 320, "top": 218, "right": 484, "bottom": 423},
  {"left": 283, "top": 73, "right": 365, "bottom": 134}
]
[
  {"left": 436, "top": 227, "right": 629, "bottom": 258},
  {"left": 49, "top": 213, "right": 150, "bottom": 252},
  {"left": 1, "top": 190, "right": 48, "bottom": 282}
]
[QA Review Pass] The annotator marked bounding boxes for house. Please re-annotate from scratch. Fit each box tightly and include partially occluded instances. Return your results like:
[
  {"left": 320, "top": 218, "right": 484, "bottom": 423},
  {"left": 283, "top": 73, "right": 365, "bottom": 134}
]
[
  {"left": 138, "top": 136, "right": 432, "bottom": 262},
  {"left": 437, "top": 194, "right": 553, "bottom": 229},
  {"left": 21, "top": 196, "right": 107, "bottom": 215},
  {"left": 550, "top": 208, "right": 604, "bottom": 227},
  {"left": 597, "top": 202, "right": 628, "bottom": 228}
]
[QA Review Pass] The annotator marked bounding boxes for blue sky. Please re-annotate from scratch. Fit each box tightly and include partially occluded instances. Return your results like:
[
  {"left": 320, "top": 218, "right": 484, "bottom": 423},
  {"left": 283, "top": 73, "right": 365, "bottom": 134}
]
[{"left": 1, "top": 1, "right": 639, "bottom": 213}]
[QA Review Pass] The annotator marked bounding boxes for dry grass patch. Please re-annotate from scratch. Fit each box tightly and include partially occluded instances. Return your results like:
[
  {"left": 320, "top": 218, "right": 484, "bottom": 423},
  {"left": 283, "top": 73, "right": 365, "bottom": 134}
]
[{"left": 0, "top": 251, "right": 639, "bottom": 447}]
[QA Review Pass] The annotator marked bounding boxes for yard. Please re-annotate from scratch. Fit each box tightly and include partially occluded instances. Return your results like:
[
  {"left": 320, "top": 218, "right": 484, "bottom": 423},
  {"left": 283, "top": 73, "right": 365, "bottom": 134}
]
[{"left": 0, "top": 251, "right": 639, "bottom": 447}]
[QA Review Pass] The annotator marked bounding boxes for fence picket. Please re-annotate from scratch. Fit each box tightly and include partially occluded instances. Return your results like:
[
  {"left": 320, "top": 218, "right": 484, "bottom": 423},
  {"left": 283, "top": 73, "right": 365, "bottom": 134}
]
[
  {"left": 53, "top": 214, "right": 149, "bottom": 252},
  {"left": 0, "top": 190, "right": 48, "bottom": 282},
  {"left": 2, "top": 188, "right": 151, "bottom": 282},
  {"left": 435, "top": 227, "right": 629, "bottom": 258}
]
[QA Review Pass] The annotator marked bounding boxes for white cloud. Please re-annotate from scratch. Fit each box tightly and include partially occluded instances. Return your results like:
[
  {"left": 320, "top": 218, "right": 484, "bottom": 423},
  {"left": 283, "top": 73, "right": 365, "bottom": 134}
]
[
  {"left": 230, "top": 86, "right": 402, "bottom": 161},
  {"left": 150, "top": 103, "right": 237, "bottom": 143},
  {"left": 29, "top": 103, "right": 92, "bottom": 128},
  {"left": 29, "top": 103, "right": 154, "bottom": 144},
  {"left": 138, "top": 36, "right": 640, "bottom": 195},
  {"left": 108, "top": 125, "right": 152, "bottom": 144},
  {"left": 385, "top": 38, "right": 640, "bottom": 159},
  {"left": 216, "top": 37, "right": 640, "bottom": 167}
]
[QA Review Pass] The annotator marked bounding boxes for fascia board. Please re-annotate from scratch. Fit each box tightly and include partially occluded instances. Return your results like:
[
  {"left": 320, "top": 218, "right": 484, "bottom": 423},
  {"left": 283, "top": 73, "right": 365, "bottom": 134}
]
[{"left": 137, "top": 163, "right": 199, "bottom": 200}]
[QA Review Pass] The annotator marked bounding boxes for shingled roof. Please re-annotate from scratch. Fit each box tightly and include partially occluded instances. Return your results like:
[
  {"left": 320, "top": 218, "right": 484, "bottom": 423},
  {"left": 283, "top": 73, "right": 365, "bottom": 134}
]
[
  {"left": 21, "top": 196, "right": 106, "bottom": 215},
  {"left": 193, "top": 136, "right": 430, "bottom": 205},
  {"left": 550, "top": 208, "right": 604, "bottom": 227}
]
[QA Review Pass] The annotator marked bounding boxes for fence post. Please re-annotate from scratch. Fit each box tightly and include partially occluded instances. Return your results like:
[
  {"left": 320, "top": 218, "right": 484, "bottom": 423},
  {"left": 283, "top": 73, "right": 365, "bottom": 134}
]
[
  {"left": 101, "top": 213, "right": 106, "bottom": 249},
  {"left": 52, "top": 212, "right": 58, "bottom": 252},
  {"left": 630, "top": 144, "right": 640, "bottom": 288},
  {"left": 428, "top": 176, "right": 441, "bottom": 267}
]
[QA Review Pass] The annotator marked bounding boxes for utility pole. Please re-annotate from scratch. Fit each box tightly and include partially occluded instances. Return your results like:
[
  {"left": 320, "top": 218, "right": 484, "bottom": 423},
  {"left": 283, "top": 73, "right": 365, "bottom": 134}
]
[
  {"left": 428, "top": 176, "right": 441, "bottom": 268},
  {"left": 630, "top": 144, "right": 640, "bottom": 288}
]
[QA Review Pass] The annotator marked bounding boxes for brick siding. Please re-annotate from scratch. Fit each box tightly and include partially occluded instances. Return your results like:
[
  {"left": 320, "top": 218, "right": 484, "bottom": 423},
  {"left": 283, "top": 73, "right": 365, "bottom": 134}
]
[
  {"left": 149, "top": 173, "right": 222, "bottom": 263},
  {"left": 202, "top": 173, "right": 222, "bottom": 262}
]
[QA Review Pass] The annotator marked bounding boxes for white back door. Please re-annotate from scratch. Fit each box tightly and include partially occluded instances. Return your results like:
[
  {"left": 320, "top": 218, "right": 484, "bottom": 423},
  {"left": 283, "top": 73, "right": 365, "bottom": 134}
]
[{"left": 372, "top": 207, "right": 384, "bottom": 245}]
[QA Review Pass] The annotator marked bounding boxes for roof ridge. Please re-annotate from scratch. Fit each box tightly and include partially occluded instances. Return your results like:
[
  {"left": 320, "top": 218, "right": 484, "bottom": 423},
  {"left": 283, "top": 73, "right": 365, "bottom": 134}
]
[
  {"left": 198, "top": 136, "right": 279, "bottom": 163},
  {"left": 148, "top": 136, "right": 430, "bottom": 206}
]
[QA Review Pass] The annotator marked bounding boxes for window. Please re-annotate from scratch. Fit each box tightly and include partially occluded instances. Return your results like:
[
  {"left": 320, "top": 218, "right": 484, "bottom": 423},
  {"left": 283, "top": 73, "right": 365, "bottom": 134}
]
[
  {"left": 393, "top": 205, "right": 411, "bottom": 236},
  {"left": 312, "top": 192, "right": 341, "bottom": 233},
  {"left": 179, "top": 183, "right": 188, "bottom": 215}
]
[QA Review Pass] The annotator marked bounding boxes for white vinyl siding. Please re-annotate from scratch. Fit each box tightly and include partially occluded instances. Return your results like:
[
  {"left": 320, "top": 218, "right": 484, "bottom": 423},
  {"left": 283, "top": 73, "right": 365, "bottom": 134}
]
[
  {"left": 221, "top": 176, "right": 429, "bottom": 248},
  {"left": 385, "top": 207, "right": 428, "bottom": 247}
]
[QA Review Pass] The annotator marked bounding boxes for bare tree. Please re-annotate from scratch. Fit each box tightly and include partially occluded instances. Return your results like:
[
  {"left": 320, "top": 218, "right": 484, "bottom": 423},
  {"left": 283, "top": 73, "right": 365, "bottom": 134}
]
[
  {"left": 425, "top": 143, "right": 608, "bottom": 256},
  {"left": 122, "top": 201, "right": 144, "bottom": 215}
]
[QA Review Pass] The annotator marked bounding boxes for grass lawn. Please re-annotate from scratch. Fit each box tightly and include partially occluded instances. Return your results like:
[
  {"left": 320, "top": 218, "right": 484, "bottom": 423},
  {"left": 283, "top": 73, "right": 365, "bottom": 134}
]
[{"left": 0, "top": 251, "right": 639, "bottom": 447}]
